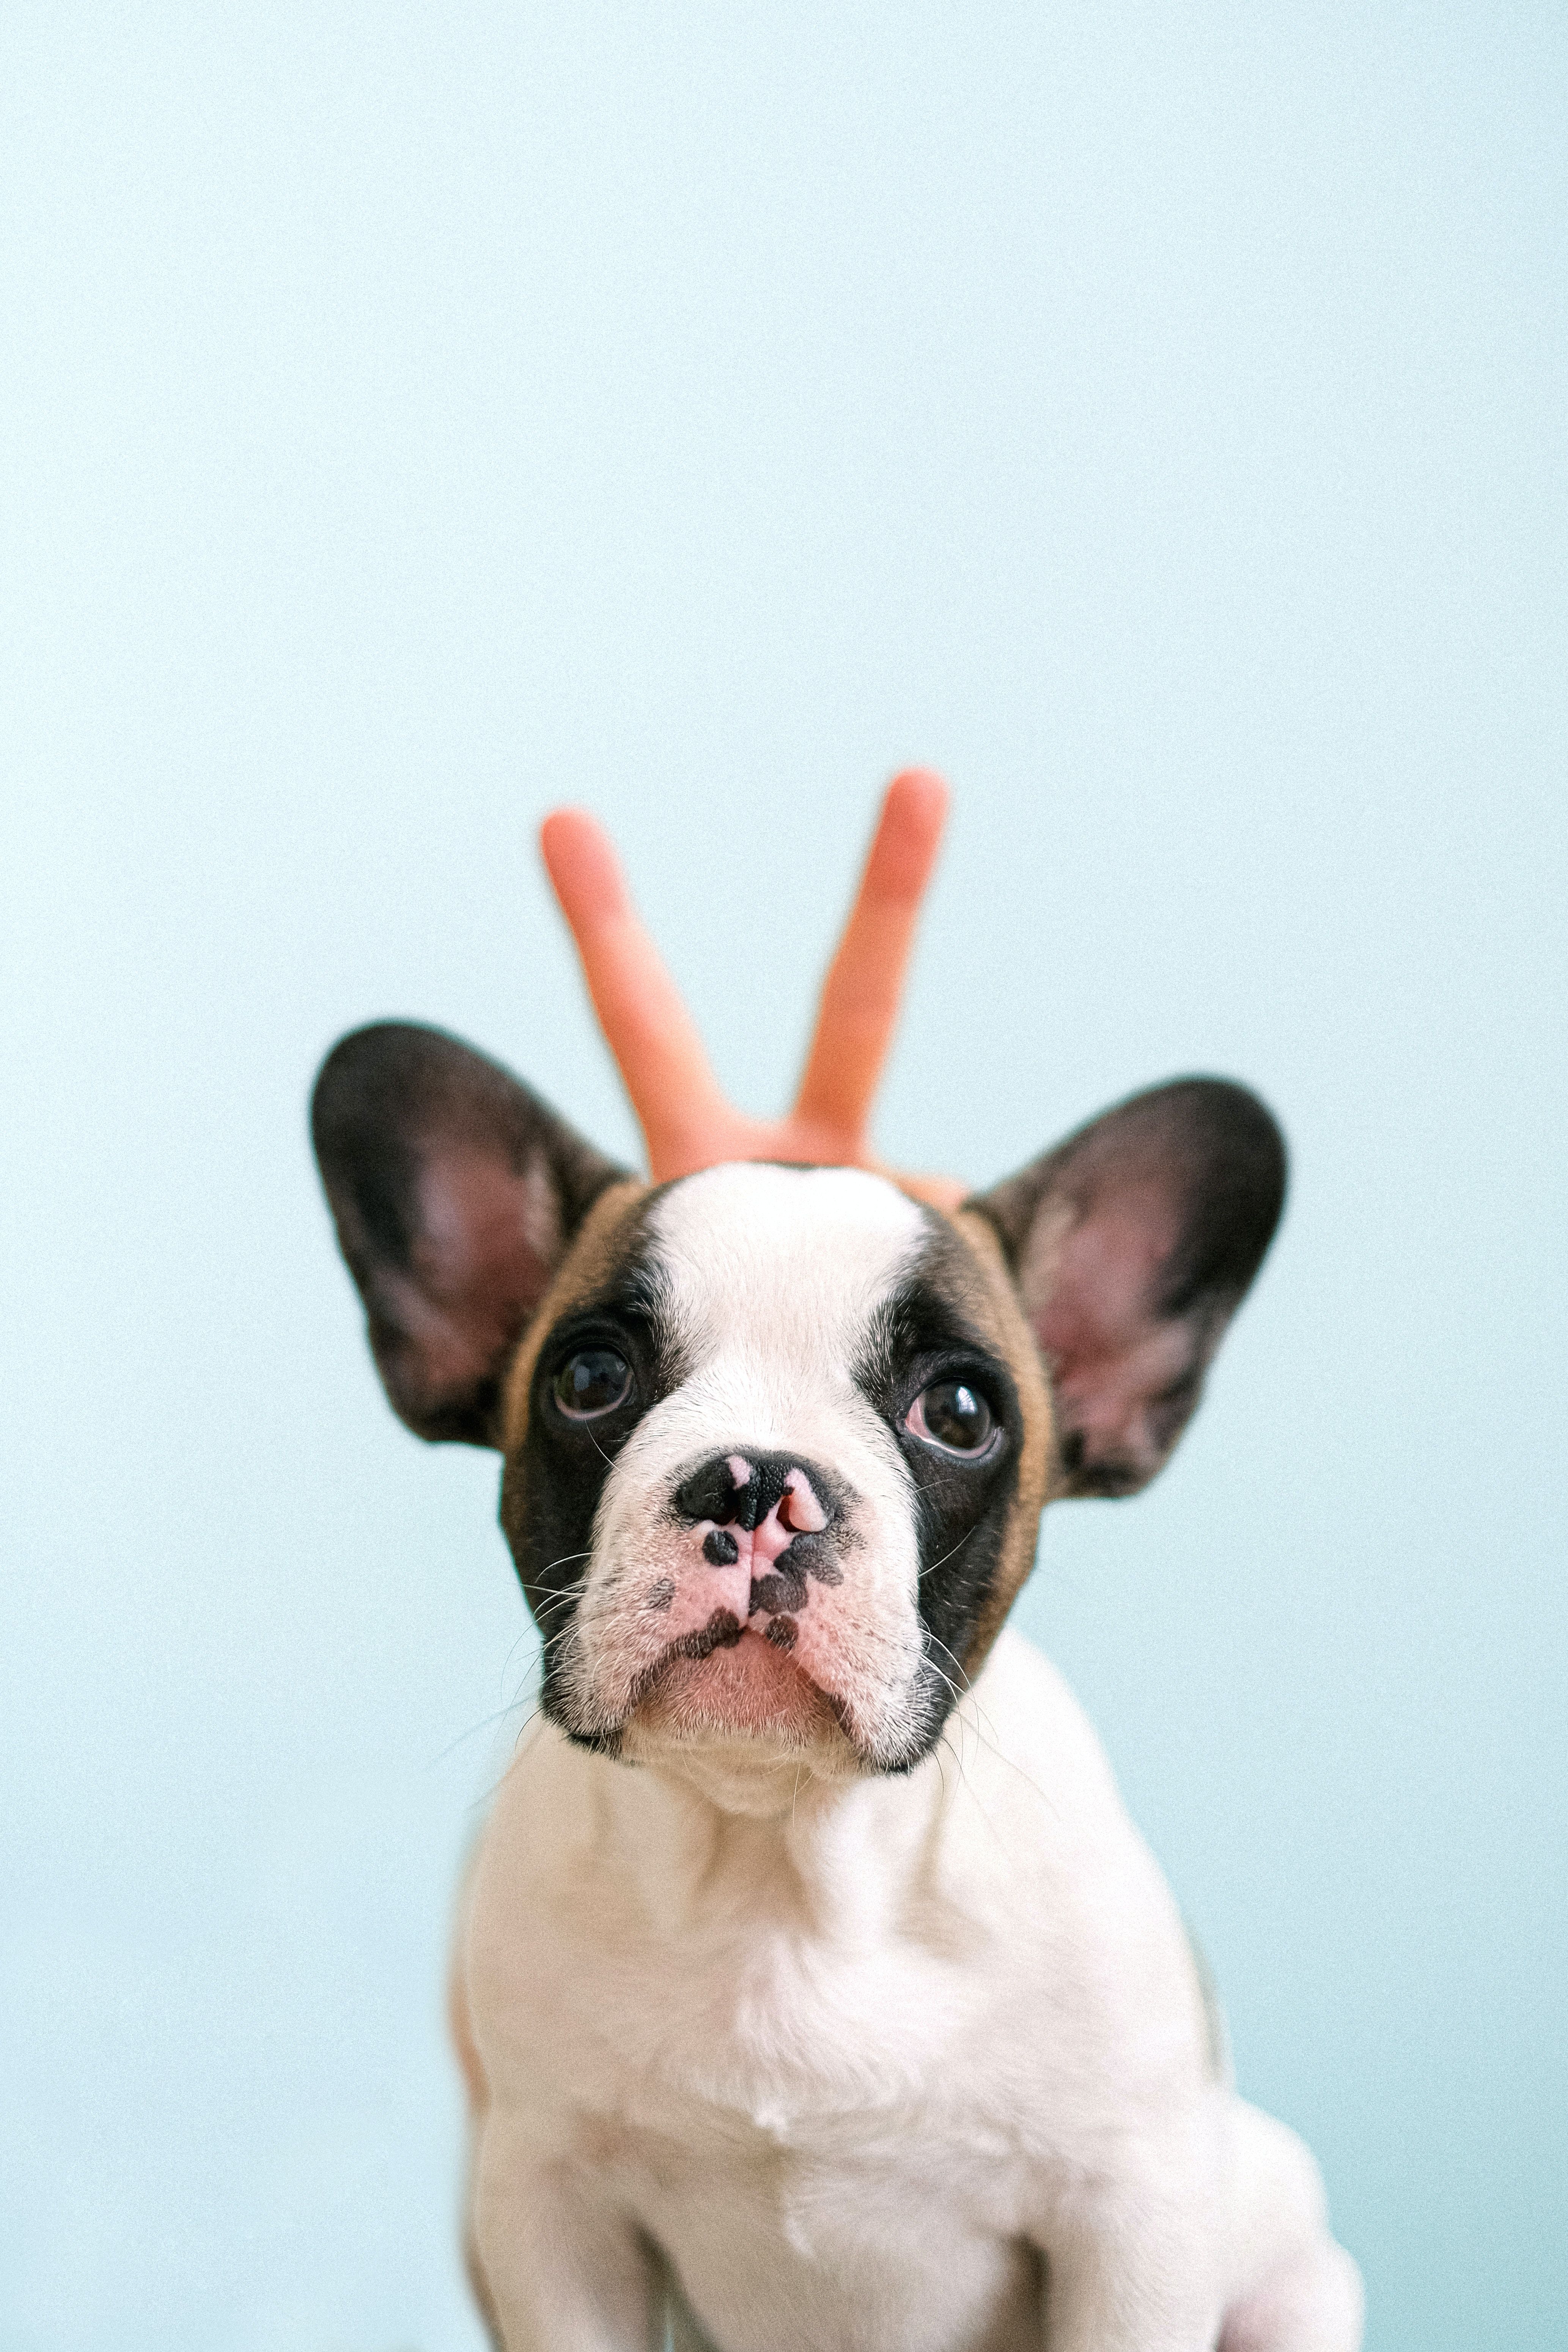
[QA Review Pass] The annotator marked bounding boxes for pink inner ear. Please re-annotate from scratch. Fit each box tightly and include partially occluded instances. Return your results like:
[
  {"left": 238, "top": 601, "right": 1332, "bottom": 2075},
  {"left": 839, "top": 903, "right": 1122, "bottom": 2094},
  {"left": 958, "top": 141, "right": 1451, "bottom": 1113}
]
[
  {"left": 387, "top": 1150, "right": 555, "bottom": 1399},
  {"left": 1032, "top": 1195, "right": 1172, "bottom": 1360},
  {"left": 1032, "top": 1194, "right": 1194, "bottom": 1475}
]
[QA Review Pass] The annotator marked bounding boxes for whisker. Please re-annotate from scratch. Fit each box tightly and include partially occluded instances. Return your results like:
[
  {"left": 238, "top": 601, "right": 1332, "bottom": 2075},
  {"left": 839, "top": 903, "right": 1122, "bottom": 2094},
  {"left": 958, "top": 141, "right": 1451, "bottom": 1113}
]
[
  {"left": 533, "top": 1548, "right": 596, "bottom": 1581},
  {"left": 495, "top": 1625, "right": 537, "bottom": 1693},
  {"left": 913, "top": 1626, "right": 1057, "bottom": 1816},
  {"left": 917, "top": 1530, "right": 975, "bottom": 1584},
  {"left": 530, "top": 1584, "right": 590, "bottom": 1625},
  {"left": 467, "top": 1701, "right": 548, "bottom": 1815},
  {"left": 429, "top": 1694, "right": 538, "bottom": 1769}
]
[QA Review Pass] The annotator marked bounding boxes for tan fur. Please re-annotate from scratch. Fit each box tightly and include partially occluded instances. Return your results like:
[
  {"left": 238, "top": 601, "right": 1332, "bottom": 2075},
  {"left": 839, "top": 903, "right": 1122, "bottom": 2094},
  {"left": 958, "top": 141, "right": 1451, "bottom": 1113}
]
[
  {"left": 933, "top": 1204, "right": 1055, "bottom": 1684},
  {"left": 497, "top": 1176, "right": 649, "bottom": 1452}
]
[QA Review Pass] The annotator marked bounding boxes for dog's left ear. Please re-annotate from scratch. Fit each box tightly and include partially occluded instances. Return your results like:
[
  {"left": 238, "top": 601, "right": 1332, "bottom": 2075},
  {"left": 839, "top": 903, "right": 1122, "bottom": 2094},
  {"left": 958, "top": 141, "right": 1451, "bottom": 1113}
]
[
  {"left": 970, "top": 1078, "right": 1286, "bottom": 1497},
  {"left": 311, "top": 1022, "right": 630, "bottom": 1446}
]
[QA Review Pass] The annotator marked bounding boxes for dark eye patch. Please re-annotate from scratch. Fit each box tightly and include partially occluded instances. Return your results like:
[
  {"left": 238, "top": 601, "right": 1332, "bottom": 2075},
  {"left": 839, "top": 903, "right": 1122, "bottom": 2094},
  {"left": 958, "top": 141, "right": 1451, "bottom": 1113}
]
[
  {"left": 499, "top": 1231, "right": 688, "bottom": 1746},
  {"left": 854, "top": 1245, "right": 1023, "bottom": 1761}
]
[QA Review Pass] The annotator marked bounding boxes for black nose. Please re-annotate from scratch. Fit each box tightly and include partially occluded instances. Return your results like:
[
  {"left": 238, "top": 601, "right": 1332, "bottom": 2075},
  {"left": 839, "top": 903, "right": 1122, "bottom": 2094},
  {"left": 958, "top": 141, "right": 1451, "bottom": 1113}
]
[{"left": 672, "top": 1450, "right": 837, "bottom": 1532}]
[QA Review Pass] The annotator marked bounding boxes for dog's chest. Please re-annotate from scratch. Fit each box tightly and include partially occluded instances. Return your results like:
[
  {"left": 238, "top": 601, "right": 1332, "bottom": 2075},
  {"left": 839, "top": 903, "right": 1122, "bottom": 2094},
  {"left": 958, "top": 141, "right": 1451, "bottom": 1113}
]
[
  {"left": 459, "top": 1642, "right": 1208, "bottom": 2350},
  {"left": 471, "top": 1814, "right": 1050, "bottom": 2351},
  {"left": 474, "top": 1778, "right": 1033, "bottom": 2172}
]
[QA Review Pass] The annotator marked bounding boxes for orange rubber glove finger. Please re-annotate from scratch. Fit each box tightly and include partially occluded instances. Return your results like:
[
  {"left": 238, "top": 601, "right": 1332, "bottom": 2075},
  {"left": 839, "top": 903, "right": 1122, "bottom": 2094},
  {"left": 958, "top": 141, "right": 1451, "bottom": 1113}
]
[
  {"left": 539, "top": 808, "right": 734, "bottom": 1178},
  {"left": 792, "top": 769, "right": 950, "bottom": 1149}
]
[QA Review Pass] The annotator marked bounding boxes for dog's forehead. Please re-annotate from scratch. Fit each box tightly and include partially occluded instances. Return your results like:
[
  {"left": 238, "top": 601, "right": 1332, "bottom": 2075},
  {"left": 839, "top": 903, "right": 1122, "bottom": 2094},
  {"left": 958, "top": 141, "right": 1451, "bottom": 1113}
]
[{"left": 645, "top": 1163, "right": 929, "bottom": 1352}]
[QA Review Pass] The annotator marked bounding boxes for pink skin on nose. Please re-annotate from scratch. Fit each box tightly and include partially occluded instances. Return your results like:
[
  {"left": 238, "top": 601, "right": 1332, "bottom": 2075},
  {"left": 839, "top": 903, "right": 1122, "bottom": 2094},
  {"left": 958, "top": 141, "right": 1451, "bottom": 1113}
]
[{"left": 651, "top": 1457, "right": 830, "bottom": 1650}]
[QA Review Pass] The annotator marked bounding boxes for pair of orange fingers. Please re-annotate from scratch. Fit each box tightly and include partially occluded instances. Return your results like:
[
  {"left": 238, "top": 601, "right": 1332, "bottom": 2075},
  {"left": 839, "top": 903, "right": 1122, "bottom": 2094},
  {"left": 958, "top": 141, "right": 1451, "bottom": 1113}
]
[{"left": 541, "top": 769, "right": 965, "bottom": 1213}]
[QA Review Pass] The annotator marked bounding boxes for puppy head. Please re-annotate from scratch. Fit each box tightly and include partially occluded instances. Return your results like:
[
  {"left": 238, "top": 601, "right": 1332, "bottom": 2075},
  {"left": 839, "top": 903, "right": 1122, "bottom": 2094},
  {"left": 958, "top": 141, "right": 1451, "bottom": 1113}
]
[{"left": 313, "top": 1023, "right": 1284, "bottom": 1791}]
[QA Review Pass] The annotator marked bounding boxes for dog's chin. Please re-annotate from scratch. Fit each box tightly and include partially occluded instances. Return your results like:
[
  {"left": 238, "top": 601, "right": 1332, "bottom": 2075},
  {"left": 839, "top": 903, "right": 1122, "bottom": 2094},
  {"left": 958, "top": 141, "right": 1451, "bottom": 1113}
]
[
  {"left": 634, "top": 1627, "right": 836, "bottom": 1744},
  {"left": 616, "top": 1630, "right": 863, "bottom": 1796}
]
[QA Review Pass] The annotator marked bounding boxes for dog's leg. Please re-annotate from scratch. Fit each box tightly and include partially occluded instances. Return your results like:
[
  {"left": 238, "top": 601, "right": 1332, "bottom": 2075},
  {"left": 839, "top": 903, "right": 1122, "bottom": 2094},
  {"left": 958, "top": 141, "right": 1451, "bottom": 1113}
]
[
  {"left": 1217, "top": 2103, "right": 1364, "bottom": 2352},
  {"left": 468, "top": 2126, "right": 662, "bottom": 2352},
  {"left": 1043, "top": 2258, "right": 1220, "bottom": 2352},
  {"left": 449, "top": 1939, "right": 509, "bottom": 2349},
  {"left": 1217, "top": 2244, "right": 1364, "bottom": 2352},
  {"left": 1038, "top": 2173, "right": 1224, "bottom": 2352},
  {"left": 453, "top": 1908, "right": 657, "bottom": 2350}
]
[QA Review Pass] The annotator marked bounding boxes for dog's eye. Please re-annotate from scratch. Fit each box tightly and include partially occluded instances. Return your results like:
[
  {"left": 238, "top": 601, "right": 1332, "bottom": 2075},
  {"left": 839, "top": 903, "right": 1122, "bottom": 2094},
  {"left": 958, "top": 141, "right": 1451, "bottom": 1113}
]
[
  {"left": 553, "top": 1347, "right": 633, "bottom": 1419},
  {"left": 906, "top": 1380, "right": 996, "bottom": 1458}
]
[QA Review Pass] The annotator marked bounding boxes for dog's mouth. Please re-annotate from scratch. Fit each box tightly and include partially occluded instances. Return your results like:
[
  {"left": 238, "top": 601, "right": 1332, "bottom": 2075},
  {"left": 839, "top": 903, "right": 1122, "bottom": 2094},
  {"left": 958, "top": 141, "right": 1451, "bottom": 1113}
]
[
  {"left": 624, "top": 1616, "right": 846, "bottom": 1748},
  {"left": 543, "top": 1451, "right": 925, "bottom": 1770}
]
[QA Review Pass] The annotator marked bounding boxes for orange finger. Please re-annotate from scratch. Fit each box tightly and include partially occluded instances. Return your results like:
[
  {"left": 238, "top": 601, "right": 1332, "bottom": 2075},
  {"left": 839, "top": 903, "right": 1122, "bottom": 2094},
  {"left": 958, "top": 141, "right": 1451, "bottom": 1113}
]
[
  {"left": 793, "top": 768, "right": 950, "bottom": 1144},
  {"left": 539, "top": 810, "right": 731, "bottom": 1174}
]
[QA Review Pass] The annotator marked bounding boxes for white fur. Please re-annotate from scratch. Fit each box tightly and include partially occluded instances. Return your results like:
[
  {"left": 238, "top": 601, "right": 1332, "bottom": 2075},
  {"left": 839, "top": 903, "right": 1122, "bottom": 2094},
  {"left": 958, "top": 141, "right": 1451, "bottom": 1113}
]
[
  {"left": 560, "top": 1167, "right": 932, "bottom": 1764},
  {"left": 461, "top": 1635, "right": 1359, "bottom": 2350},
  {"left": 459, "top": 1167, "right": 1361, "bottom": 2351}
]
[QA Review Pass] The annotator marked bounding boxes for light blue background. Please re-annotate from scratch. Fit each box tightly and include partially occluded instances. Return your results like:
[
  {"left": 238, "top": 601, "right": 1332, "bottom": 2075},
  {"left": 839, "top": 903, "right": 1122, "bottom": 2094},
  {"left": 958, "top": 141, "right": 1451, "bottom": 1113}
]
[{"left": 3, "top": 6, "right": 1564, "bottom": 2347}]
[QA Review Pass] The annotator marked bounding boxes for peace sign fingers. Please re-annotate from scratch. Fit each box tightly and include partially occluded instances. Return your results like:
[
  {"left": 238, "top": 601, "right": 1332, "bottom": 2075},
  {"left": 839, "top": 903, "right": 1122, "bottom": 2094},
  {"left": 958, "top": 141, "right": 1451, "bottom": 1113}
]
[
  {"left": 539, "top": 808, "right": 739, "bottom": 1180},
  {"left": 540, "top": 770, "right": 958, "bottom": 1199},
  {"left": 791, "top": 769, "right": 950, "bottom": 1160}
]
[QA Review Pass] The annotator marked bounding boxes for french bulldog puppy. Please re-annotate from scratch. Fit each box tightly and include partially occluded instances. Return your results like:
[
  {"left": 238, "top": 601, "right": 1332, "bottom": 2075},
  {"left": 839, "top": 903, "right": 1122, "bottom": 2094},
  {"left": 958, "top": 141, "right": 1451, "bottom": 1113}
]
[{"left": 312, "top": 1020, "right": 1362, "bottom": 2352}]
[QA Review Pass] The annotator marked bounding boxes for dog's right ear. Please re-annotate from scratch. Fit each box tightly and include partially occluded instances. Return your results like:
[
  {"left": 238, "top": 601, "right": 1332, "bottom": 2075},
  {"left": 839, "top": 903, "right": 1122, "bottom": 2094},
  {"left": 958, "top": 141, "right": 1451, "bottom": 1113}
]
[{"left": 310, "top": 1022, "right": 630, "bottom": 1446}]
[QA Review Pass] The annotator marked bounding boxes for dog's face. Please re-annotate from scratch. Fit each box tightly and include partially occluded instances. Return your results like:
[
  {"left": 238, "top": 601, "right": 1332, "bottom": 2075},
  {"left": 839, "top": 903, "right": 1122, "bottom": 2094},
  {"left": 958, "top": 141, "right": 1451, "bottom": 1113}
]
[
  {"left": 496, "top": 1161, "right": 1047, "bottom": 1778},
  {"left": 313, "top": 1025, "right": 1284, "bottom": 1786}
]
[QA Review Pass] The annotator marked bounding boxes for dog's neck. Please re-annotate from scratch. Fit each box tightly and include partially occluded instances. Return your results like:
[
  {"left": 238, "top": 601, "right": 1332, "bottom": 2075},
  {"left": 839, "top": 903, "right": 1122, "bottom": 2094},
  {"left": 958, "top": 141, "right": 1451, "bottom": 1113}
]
[{"left": 592, "top": 1734, "right": 946, "bottom": 1946}]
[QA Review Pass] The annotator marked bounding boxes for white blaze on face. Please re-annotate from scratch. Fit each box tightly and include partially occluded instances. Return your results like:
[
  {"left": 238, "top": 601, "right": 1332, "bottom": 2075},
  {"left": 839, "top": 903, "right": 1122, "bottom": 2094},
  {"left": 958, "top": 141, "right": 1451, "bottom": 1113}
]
[{"left": 562, "top": 1165, "right": 932, "bottom": 1762}]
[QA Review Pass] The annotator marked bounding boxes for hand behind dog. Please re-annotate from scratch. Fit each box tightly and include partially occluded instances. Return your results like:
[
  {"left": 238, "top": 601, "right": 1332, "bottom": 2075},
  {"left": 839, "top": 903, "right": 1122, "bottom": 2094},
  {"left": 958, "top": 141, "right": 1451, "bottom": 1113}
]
[{"left": 539, "top": 767, "right": 966, "bottom": 1211}]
